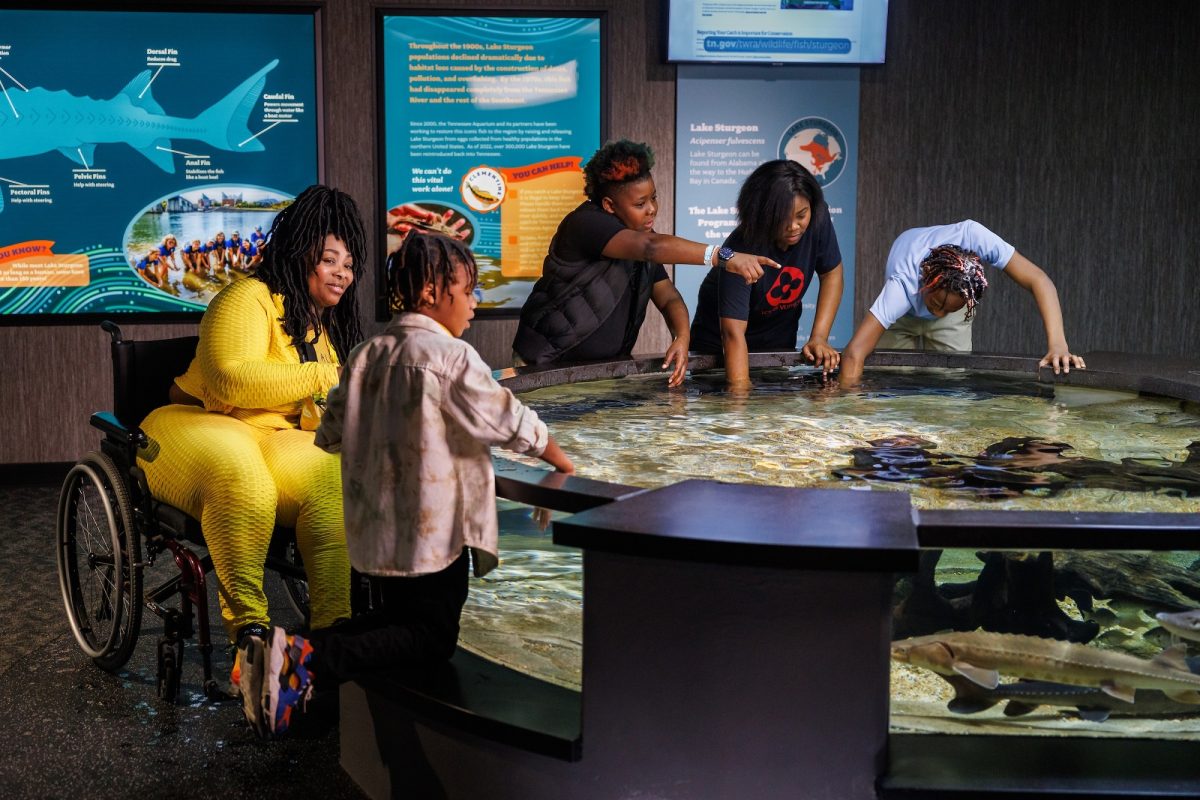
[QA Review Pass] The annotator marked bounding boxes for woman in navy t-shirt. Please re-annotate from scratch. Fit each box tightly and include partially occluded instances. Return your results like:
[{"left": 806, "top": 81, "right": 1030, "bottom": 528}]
[{"left": 690, "top": 160, "right": 844, "bottom": 390}]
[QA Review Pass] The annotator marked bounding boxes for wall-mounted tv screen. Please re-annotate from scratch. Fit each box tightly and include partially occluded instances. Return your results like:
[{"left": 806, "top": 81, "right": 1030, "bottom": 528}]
[
  {"left": 0, "top": 7, "right": 319, "bottom": 321},
  {"left": 667, "top": 0, "right": 888, "bottom": 64},
  {"left": 378, "top": 13, "right": 603, "bottom": 318}
]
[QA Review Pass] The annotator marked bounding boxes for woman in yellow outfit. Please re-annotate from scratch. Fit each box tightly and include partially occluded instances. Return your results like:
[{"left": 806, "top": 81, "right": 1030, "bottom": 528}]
[{"left": 136, "top": 185, "right": 365, "bottom": 732}]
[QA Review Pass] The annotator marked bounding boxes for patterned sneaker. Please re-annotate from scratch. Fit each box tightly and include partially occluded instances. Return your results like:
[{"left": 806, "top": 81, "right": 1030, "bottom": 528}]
[
  {"left": 263, "top": 626, "right": 315, "bottom": 737},
  {"left": 236, "top": 634, "right": 269, "bottom": 738}
]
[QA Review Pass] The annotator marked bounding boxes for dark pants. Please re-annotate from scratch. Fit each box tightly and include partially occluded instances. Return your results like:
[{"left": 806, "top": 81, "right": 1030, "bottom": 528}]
[{"left": 309, "top": 549, "right": 470, "bottom": 686}]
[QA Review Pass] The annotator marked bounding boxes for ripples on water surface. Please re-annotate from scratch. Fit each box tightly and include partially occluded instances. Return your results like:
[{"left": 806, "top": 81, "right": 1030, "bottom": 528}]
[{"left": 515, "top": 367, "right": 1200, "bottom": 511}]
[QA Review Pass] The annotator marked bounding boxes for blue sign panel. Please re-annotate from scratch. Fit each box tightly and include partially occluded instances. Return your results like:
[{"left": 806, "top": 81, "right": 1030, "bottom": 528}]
[
  {"left": 674, "top": 64, "right": 859, "bottom": 347},
  {"left": 380, "top": 15, "right": 602, "bottom": 316},
  {"left": 0, "top": 9, "right": 319, "bottom": 318}
]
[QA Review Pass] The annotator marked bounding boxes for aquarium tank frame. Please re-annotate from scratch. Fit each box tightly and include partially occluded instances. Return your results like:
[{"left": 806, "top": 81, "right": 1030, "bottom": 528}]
[{"left": 337, "top": 348, "right": 1200, "bottom": 800}]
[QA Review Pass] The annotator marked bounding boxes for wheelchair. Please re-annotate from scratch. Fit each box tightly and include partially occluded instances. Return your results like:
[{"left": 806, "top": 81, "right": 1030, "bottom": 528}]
[{"left": 56, "top": 321, "right": 309, "bottom": 703}]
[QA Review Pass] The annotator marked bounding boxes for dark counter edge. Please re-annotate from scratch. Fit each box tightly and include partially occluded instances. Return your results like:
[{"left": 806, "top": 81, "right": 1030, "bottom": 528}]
[
  {"left": 552, "top": 523, "right": 921, "bottom": 573},
  {"left": 880, "top": 733, "right": 1200, "bottom": 798},
  {"left": 352, "top": 648, "right": 581, "bottom": 762}
]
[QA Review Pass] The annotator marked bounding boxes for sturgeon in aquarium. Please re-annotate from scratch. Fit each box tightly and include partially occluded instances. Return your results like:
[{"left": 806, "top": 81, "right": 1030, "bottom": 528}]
[
  {"left": 892, "top": 631, "right": 1200, "bottom": 704},
  {"left": 936, "top": 671, "right": 1200, "bottom": 722},
  {"left": 1157, "top": 608, "right": 1200, "bottom": 643},
  {"left": 0, "top": 60, "right": 278, "bottom": 174}
]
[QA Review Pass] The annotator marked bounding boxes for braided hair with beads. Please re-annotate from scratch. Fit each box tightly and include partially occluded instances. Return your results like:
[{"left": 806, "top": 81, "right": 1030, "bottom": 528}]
[
  {"left": 386, "top": 232, "right": 478, "bottom": 314},
  {"left": 919, "top": 244, "right": 989, "bottom": 320},
  {"left": 253, "top": 184, "right": 366, "bottom": 360}
]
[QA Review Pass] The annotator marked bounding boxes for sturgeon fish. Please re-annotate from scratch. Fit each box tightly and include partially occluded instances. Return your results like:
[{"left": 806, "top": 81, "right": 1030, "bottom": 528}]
[
  {"left": 892, "top": 631, "right": 1200, "bottom": 704},
  {"left": 0, "top": 60, "right": 279, "bottom": 173},
  {"left": 1157, "top": 608, "right": 1200, "bottom": 643},
  {"left": 938, "top": 672, "right": 1200, "bottom": 722}
]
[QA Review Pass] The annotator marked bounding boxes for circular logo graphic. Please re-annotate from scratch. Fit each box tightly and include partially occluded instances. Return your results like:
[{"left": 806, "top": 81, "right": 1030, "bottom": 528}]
[
  {"left": 779, "top": 116, "right": 848, "bottom": 188},
  {"left": 460, "top": 166, "right": 506, "bottom": 213},
  {"left": 766, "top": 266, "right": 807, "bottom": 309}
]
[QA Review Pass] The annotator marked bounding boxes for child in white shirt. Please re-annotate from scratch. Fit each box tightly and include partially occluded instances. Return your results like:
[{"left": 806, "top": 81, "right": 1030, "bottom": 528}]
[{"left": 839, "top": 220, "right": 1085, "bottom": 386}]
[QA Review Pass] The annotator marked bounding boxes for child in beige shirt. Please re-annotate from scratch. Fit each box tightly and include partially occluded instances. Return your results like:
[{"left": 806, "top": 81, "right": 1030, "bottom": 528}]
[{"left": 252, "top": 231, "right": 573, "bottom": 738}]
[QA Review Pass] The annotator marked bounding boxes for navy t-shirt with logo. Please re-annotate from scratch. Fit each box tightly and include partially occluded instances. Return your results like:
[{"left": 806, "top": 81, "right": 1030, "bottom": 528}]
[{"left": 689, "top": 206, "right": 841, "bottom": 354}]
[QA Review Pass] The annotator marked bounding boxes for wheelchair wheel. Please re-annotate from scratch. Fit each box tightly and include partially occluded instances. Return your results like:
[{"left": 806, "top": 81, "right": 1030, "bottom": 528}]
[{"left": 57, "top": 451, "right": 143, "bottom": 671}]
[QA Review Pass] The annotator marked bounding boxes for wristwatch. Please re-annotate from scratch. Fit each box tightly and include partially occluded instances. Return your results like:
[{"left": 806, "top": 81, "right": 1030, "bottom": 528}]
[{"left": 717, "top": 246, "right": 735, "bottom": 267}]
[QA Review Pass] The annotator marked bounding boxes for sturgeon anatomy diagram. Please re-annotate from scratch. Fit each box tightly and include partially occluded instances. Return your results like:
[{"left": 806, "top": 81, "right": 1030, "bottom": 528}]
[{"left": 0, "top": 60, "right": 279, "bottom": 173}]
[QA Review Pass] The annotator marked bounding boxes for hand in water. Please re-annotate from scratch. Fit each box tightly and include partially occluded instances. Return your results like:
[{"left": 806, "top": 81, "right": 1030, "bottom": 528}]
[
  {"left": 663, "top": 336, "right": 690, "bottom": 388},
  {"left": 812, "top": 375, "right": 846, "bottom": 400},
  {"left": 801, "top": 338, "right": 840, "bottom": 377}
]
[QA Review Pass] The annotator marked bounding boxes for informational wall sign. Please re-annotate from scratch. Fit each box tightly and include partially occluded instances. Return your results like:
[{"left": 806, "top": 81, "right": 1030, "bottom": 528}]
[
  {"left": 379, "top": 15, "right": 602, "bottom": 316},
  {"left": 0, "top": 9, "right": 319, "bottom": 318},
  {"left": 674, "top": 64, "right": 859, "bottom": 347}
]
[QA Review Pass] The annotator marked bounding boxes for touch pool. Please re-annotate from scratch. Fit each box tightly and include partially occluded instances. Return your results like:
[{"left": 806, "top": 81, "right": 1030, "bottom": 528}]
[{"left": 458, "top": 362, "right": 1200, "bottom": 740}]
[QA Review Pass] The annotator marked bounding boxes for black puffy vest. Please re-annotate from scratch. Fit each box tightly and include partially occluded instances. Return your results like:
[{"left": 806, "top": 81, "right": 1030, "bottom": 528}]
[{"left": 513, "top": 244, "right": 655, "bottom": 365}]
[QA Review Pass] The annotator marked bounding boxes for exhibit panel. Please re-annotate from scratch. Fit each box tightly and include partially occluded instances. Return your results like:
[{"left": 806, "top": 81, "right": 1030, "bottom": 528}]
[
  {"left": 0, "top": 7, "right": 320, "bottom": 320},
  {"left": 376, "top": 12, "right": 603, "bottom": 317}
]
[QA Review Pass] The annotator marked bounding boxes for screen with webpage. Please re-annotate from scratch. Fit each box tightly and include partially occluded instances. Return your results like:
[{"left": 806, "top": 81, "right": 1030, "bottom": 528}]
[{"left": 668, "top": 0, "right": 888, "bottom": 64}]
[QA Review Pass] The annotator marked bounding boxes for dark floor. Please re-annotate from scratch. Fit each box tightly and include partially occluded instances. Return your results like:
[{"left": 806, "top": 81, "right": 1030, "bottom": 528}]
[{"left": 0, "top": 482, "right": 368, "bottom": 800}]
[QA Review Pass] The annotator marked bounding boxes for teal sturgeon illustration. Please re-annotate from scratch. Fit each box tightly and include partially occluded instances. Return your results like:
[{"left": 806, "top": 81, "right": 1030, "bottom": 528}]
[{"left": 0, "top": 60, "right": 278, "bottom": 174}]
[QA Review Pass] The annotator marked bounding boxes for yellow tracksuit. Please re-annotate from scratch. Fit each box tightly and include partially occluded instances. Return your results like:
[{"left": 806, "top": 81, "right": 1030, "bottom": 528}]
[{"left": 138, "top": 278, "right": 350, "bottom": 639}]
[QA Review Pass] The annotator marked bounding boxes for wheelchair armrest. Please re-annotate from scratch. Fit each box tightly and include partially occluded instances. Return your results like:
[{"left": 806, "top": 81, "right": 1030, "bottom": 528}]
[{"left": 90, "top": 411, "right": 149, "bottom": 449}]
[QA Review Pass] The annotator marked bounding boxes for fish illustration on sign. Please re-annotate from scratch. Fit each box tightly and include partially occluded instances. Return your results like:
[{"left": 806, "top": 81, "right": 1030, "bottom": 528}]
[
  {"left": 892, "top": 631, "right": 1200, "bottom": 704},
  {"left": 0, "top": 60, "right": 279, "bottom": 173}
]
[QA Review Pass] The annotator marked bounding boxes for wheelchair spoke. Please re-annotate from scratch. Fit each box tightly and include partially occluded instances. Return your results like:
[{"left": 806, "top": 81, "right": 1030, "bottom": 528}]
[
  {"left": 76, "top": 483, "right": 105, "bottom": 543},
  {"left": 80, "top": 542, "right": 118, "bottom": 633},
  {"left": 75, "top": 486, "right": 119, "bottom": 613}
]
